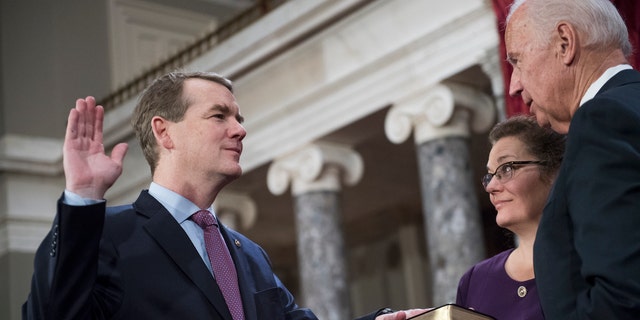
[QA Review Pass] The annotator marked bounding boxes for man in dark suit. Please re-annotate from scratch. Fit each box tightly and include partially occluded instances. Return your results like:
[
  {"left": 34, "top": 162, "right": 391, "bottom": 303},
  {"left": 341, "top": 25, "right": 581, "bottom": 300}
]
[
  {"left": 22, "top": 71, "right": 317, "bottom": 320},
  {"left": 505, "top": 0, "right": 640, "bottom": 318}
]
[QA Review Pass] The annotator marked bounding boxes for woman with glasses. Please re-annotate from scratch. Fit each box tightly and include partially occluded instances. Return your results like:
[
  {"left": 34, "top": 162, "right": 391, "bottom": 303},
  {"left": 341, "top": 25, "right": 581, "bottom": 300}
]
[
  {"left": 356, "top": 116, "right": 564, "bottom": 320},
  {"left": 455, "top": 115, "right": 565, "bottom": 320}
]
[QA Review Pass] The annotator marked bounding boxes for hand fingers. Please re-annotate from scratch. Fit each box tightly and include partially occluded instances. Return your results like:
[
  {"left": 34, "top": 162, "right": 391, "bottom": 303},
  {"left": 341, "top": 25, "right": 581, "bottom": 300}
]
[
  {"left": 93, "top": 102, "right": 105, "bottom": 144},
  {"left": 110, "top": 143, "right": 129, "bottom": 166},
  {"left": 376, "top": 312, "right": 405, "bottom": 320},
  {"left": 404, "top": 308, "right": 431, "bottom": 318},
  {"left": 83, "top": 96, "right": 96, "bottom": 141},
  {"left": 66, "top": 107, "right": 79, "bottom": 141},
  {"left": 68, "top": 96, "right": 103, "bottom": 141},
  {"left": 376, "top": 309, "right": 431, "bottom": 320}
]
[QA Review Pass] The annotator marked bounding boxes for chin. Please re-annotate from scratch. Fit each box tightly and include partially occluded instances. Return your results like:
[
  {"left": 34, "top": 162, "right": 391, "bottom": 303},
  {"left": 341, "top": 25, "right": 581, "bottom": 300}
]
[
  {"left": 495, "top": 215, "right": 511, "bottom": 229},
  {"left": 227, "top": 168, "right": 242, "bottom": 179},
  {"left": 536, "top": 119, "right": 551, "bottom": 129},
  {"left": 229, "top": 167, "right": 243, "bottom": 178},
  {"left": 217, "top": 166, "right": 242, "bottom": 181},
  {"left": 551, "top": 123, "right": 569, "bottom": 134}
]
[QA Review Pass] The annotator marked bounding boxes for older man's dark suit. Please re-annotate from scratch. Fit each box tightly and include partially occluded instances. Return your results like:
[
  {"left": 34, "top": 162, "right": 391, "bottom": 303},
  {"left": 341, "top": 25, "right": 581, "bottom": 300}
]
[
  {"left": 534, "top": 69, "right": 640, "bottom": 319},
  {"left": 23, "top": 190, "right": 316, "bottom": 320}
]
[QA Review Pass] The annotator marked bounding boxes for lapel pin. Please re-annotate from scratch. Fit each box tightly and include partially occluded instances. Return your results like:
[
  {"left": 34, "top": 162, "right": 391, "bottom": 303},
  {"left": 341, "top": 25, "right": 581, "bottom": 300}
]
[{"left": 235, "top": 239, "right": 241, "bottom": 247}]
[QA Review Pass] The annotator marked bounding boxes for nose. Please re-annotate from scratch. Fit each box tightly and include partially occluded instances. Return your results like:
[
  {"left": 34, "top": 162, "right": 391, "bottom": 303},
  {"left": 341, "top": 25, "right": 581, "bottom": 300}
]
[
  {"left": 484, "top": 175, "right": 501, "bottom": 193},
  {"left": 231, "top": 119, "right": 246, "bottom": 140},
  {"left": 508, "top": 68, "right": 523, "bottom": 98}
]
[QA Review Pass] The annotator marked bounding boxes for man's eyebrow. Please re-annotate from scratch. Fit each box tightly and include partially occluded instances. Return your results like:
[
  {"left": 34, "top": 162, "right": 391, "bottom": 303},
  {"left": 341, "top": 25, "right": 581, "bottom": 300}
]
[{"left": 211, "top": 104, "right": 244, "bottom": 123}]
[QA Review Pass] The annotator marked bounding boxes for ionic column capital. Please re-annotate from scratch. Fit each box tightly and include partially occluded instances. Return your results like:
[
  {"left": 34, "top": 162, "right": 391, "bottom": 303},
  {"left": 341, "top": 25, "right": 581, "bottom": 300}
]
[
  {"left": 213, "top": 191, "right": 257, "bottom": 230},
  {"left": 479, "top": 47, "right": 506, "bottom": 122},
  {"left": 385, "top": 82, "right": 495, "bottom": 145},
  {"left": 267, "top": 142, "right": 363, "bottom": 196}
]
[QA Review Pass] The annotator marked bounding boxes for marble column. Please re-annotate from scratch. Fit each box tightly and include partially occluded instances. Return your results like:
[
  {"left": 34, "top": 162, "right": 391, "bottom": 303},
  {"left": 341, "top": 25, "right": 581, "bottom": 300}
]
[
  {"left": 385, "top": 82, "right": 495, "bottom": 305},
  {"left": 267, "top": 142, "right": 363, "bottom": 320},
  {"left": 398, "top": 224, "right": 429, "bottom": 307},
  {"left": 479, "top": 46, "right": 507, "bottom": 122}
]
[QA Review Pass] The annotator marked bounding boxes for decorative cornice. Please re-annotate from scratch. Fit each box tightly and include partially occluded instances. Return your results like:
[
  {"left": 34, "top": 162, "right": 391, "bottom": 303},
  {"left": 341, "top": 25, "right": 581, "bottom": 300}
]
[
  {"left": 267, "top": 142, "right": 363, "bottom": 196},
  {"left": 0, "top": 134, "right": 63, "bottom": 175},
  {"left": 237, "top": 1, "right": 499, "bottom": 173}
]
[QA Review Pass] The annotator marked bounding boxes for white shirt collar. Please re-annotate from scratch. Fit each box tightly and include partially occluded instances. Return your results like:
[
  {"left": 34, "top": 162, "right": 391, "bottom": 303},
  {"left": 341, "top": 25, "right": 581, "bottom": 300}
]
[
  {"left": 148, "top": 182, "right": 215, "bottom": 223},
  {"left": 579, "top": 64, "right": 633, "bottom": 107}
]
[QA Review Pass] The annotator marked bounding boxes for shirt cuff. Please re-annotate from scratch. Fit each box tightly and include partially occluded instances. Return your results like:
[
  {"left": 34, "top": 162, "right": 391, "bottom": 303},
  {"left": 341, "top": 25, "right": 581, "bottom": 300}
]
[{"left": 63, "top": 189, "right": 105, "bottom": 206}]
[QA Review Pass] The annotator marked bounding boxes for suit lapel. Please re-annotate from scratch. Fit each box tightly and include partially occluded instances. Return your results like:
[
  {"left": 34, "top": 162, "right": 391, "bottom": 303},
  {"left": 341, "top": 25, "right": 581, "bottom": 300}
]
[{"left": 134, "top": 192, "right": 233, "bottom": 320}]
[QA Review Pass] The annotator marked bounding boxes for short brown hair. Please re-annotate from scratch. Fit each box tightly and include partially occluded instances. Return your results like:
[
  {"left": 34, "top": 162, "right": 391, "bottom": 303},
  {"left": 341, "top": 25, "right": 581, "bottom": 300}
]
[
  {"left": 131, "top": 71, "right": 233, "bottom": 174},
  {"left": 489, "top": 115, "right": 565, "bottom": 182}
]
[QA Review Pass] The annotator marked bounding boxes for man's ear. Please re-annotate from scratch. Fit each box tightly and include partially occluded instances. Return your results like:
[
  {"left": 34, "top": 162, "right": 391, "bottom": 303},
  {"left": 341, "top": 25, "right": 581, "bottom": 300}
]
[
  {"left": 151, "top": 116, "right": 173, "bottom": 149},
  {"left": 556, "top": 21, "right": 577, "bottom": 65}
]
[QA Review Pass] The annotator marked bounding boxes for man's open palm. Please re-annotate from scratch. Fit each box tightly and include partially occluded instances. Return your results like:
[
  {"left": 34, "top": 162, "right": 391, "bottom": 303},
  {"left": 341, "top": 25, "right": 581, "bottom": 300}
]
[{"left": 63, "top": 96, "right": 128, "bottom": 199}]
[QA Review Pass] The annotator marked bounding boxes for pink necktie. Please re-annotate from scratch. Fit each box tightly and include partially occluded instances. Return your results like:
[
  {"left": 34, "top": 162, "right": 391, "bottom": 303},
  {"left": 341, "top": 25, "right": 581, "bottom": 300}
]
[{"left": 191, "top": 210, "right": 245, "bottom": 320}]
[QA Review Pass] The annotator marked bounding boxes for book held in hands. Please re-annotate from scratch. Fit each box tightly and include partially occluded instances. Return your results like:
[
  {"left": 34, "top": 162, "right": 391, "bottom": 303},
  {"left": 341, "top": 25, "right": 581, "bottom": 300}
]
[{"left": 407, "top": 304, "right": 495, "bottom": 320}]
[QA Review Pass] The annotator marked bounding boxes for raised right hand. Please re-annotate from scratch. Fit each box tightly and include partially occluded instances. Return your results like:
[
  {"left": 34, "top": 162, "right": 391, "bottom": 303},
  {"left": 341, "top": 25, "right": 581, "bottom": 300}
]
[{"left": 63, "top": 96, "right": 128, "bottom": 200}]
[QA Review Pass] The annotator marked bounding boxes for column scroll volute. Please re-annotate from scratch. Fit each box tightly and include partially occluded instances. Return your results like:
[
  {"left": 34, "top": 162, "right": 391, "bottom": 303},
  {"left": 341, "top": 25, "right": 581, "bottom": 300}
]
[
  {"left": 267, "top": 142, "right": 364, "bottom": 196},
  {"left": 385, "top": 82, "right": 495, "bottom": 145},
  {"left": 213, "top": 191, "right": 257, "bottom": 230}
]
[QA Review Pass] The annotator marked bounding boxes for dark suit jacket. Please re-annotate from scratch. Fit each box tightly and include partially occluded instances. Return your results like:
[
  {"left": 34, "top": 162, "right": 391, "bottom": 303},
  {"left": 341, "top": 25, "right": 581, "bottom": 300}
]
[
  {"left": 534, "top": 69, "right": 640, "bottom": 319},
  {"left": 23, "top": 190, "right": 317, "bottom": 320}
]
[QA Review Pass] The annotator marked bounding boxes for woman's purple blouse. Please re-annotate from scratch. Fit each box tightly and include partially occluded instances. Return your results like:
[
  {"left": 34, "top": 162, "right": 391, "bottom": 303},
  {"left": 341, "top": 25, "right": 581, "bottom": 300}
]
[{"left": 456, "top": 249, "right": 545, "bottom": 320}]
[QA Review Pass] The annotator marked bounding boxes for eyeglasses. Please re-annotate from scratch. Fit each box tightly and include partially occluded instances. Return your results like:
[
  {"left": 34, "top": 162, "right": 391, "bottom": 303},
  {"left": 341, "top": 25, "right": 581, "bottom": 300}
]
[{"left": 481, "top": 160, "right": 546, "bottom": 189}]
